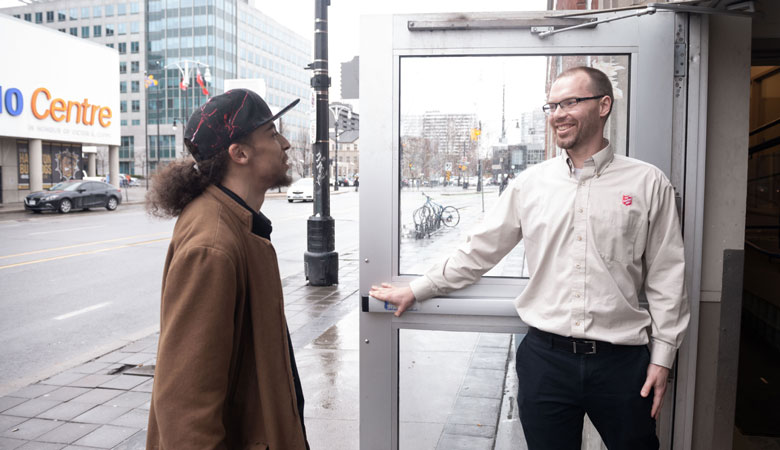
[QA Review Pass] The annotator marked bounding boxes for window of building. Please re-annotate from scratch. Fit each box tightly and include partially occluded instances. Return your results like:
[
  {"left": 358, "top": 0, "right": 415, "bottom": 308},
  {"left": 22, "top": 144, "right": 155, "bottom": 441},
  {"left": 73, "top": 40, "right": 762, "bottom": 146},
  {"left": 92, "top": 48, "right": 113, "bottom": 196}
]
[
  {"left": 131, "top": 41, "right": 139, "bottom": 53},
  {"left": 131, "top": 61, "right": 139, "bottom": 73},
  {"left": 131, "top": 100, "right": 140, "bottom": 112},
  {"left": 120, "top": 101, "right": 127, "bottom": 113},
  {"left": 35, "top": 12, "right": 42, "bottom": 23},
  {"left": 131, "top": 21, "right": 140, "bottom": 34},
  {"left": 120, "top": 81, "right": 127, "bottom": 93},
  {"left": 107, "top": 43, "right": 115, "bottom": 49},
  {"left": 117, "top": 3, "right": 127, "bottom": 15},
  {"left": 46, "top": 11, "right": 54, "bottom": 22},
  {"left": 121, "top": 119, "right": 128, "bottom": 126},
  {"left": 13, "top": 14, "right": 20, "bottom": 19},
  {"left": 132, "top": 119, "right": 141, "bottom": 126},
  {"left": 69, "top": 8, "right": 77, "bottom": 20},
  {"left": 58, "top": 28, "right": 66, "bottom": 33},
  {"left": 94, "top": 25, "right": 102, "bottom": 37},
  {"left": 105, "top": 4, "right": 114, "bottom": 16},
  {"left": 118, "top": 23, "right": 127, "bottom": 35},
  {"left": 81, "top": 7, "right": 89, "bottom": 19},
  {"left": 131, "top": 81, "right": 140, "bottom": 92},
  {"left": 106, "top": 24, "right": 115, "bottom": 36},
  {"left": 70, "top": 27, "right": 78, "bottom": 36},
  {"left": 130, "top": 2, "right": 140, "bottom": 14},
  {"left": 119, "top": 62, "right": 127, "bottom": 73},
  {"left": 81, "top": 26, "right": 89, "bottom": 38},
  {"left": 118, "top": 42, "right": 127, "bottom": 54},
  {"left": 120, "top": 136, "right": 134, "bottom": 159},
  {"left": 93, "top": 6, "right": 102, "bottom": 18}
]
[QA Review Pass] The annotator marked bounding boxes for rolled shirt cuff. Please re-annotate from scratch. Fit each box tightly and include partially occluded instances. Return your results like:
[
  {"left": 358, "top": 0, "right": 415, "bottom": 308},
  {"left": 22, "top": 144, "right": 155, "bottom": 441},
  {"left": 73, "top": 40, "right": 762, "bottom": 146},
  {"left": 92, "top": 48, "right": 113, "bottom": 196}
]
[
  {"left": 409, "top": 276, "right": 437, "bottom": 303},
  {"left": 649, "top": 339, "right": 677, "bottom": 369}
]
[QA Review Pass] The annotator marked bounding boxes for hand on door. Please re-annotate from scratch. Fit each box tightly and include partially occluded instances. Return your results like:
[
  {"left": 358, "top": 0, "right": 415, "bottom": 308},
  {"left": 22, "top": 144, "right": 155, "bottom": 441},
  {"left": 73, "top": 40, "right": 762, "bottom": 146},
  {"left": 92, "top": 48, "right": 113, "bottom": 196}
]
[{"left": 369, "top": 283, "right": 416, "bottom": 317}]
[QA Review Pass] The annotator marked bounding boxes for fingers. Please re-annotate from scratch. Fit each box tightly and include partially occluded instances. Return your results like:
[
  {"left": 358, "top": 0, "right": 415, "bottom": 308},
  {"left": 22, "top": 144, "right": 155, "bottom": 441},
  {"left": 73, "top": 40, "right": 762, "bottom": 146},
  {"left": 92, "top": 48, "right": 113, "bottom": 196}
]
[{"left": 640, "top": 375, "right": 653, "bottom": 398}]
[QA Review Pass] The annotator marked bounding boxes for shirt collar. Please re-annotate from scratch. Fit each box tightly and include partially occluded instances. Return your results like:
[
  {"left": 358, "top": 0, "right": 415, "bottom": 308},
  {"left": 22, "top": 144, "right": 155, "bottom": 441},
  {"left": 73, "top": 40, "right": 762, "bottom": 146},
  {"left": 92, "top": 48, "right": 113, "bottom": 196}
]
[
  {"left": 217, "top": 184, "right": 273, "bottom": 240},
  {"left": 563, "top": 142, "right": 614, "bottom": 177}
]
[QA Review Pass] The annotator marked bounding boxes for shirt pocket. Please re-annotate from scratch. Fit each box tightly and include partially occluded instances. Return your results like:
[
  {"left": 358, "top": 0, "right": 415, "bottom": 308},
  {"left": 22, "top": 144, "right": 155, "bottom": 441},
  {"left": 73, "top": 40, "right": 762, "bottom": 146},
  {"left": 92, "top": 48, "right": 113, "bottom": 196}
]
[{"left": 589, "top": 203, "right": 638, "bottom": 263}]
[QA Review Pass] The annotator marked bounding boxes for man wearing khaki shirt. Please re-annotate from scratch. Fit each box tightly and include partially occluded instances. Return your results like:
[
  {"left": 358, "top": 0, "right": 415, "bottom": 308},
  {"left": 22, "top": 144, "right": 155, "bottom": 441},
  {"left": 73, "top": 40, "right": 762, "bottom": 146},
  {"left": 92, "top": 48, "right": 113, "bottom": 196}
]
[{"left": 370, "top": 66, "right": 689, "bottom": 449}]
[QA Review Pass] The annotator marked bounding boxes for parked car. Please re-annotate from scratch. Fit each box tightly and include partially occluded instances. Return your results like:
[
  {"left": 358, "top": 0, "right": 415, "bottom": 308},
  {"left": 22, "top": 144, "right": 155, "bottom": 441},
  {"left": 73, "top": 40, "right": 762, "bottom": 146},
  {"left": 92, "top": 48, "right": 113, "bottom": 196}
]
[
  {"left": 24, "top": 180, "right": 122, "bottom": 214},
  {"left": 287, "top": 177, "right": 314, "bottom": 203}
]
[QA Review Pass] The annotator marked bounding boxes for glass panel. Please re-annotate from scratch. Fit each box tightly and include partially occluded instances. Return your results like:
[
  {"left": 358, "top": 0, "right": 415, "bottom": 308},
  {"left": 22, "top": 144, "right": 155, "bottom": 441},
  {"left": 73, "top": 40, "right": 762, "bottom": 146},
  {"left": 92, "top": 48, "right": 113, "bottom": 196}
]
[
  {"left": 398, "top": 55, "right": 630, "bottom": 278},
  {"left": 399, "top": 330, "right": 515, "bottom": 448}
]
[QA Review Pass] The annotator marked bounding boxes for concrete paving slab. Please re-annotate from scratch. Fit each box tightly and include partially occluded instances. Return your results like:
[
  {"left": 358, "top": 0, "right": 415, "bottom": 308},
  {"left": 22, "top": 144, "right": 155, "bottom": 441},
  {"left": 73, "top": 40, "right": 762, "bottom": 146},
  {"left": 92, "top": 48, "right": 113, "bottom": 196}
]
[
  {"left": 98, "top": 377, "right": 146, "bottom": 391},
  {"left": 67, "top": 363, "right": 111, "bottom": 376},
  {"left": 1, "top": 419, "right": 62, "bottom": 441},
  {"left": 436, "top": 433, "right": 494, "bottom": 450},
  {"left": 8, "top": 386, "right": 58, "bottom": 401},
  {"left": 400, "top": 350, "right": 471, "bottom": 424},
  {"left": 296, "top": 349, "right": 359, "bottom": 421},
  {"left": 109, "top": 430, "right": 146, "bottom": 450},
  {"left": 36, "top": 402, "right": 96, "bottom": 422},
  {"left": 445, "top": 396, "right": 502, "bottom": 427},
  {"left": 459, "top": 368, "right": 506, "bottom": 399},
  {"left": 38, "top": 389, "right": 90, "bottom": 403},
  {"left": 0, "top": 416, "right": 27, "bottom": 433},
  {"left": 94, "top": 353, "right": 135, "bottom": 365},
  {"left": 108, "top": 410, "right": 147, "bottom": 430},
  {"left": 69, "top": 390, "right": 121, "bottom": 406},
  {"left": 0, "top": 437, "right": 27, "bottom": 450},
  {"left": 73, "top": 425, "right": 139, "bottom": 449},
  {"left": 15, "top": 441, "right": 66, "bottom": 450},
  {"left": 128, "top": 381, "right": 153, "bottom": 394},
  {"left": 105, "top": 393, "right": 149, "bottom": 410},
  {"left": 38, "top": 374, "right": 85, "bottom": 388},
  {"left": 71, "top": 406, "right": 131, "bottom": 425},
  {"left": 3, "top": 399, "right": 60, "bottom": 419},
  {"left": 61, "top": 446, "right": 99, "bottom": 450},
  {"left": 67, "top": 375, "right": 118, "bottom": 389},
  {"left": 442, "top": 422, "right": 497, "bottom": 439},
  {"left": 0, "top": 398, "right": 27, "bottom": 414},
  {"left": 35, "top": 423, "right": 99, "bottom": 445}
]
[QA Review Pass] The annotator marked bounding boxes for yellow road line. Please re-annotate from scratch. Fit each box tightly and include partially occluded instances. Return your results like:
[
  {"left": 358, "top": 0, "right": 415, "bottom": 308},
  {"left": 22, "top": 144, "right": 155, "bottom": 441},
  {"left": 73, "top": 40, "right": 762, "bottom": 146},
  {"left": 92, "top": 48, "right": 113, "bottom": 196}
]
[
  {"left": 0, "top": 232, "right": 169, "bottom": 260},
  {"left": 0, "top": 238, "right": 170, "bottom": 270}
]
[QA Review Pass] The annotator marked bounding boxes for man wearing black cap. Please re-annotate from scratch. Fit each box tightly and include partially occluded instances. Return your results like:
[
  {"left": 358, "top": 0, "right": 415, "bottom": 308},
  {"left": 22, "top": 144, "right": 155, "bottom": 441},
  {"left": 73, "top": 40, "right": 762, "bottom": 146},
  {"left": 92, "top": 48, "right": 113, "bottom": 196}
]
[{"left": 145, "top": 89, "right": 309, "bottom": 450}]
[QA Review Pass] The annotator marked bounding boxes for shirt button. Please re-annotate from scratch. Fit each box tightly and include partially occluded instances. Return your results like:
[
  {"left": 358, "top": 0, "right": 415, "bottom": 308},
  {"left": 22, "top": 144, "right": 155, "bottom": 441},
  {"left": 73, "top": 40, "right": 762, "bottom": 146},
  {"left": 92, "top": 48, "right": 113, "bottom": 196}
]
[
  {"left": 580, "top": 181, "right": 586, "bottom": 186},
  {"left": 577, "top": 236, "right": 582, "bottom": 241},
  {"left": 575, "top": 264, "right": 581, "bottom": 269},
  {"left": 575, "top": 321, "right": 581, "bottom": 326},
  {"left": 578, "top": 208, "right": 584, "bottom": 213},
  {"left": 575, "top": 293, "right": 581, "bottom": 298}
]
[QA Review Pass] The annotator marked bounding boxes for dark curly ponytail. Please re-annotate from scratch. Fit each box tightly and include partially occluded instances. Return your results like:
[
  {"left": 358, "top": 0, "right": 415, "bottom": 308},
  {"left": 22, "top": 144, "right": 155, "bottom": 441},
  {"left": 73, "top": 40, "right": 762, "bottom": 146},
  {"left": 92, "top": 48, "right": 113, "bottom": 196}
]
[{"left": 146, "top": 150, "right": 231, "bottom": 218}]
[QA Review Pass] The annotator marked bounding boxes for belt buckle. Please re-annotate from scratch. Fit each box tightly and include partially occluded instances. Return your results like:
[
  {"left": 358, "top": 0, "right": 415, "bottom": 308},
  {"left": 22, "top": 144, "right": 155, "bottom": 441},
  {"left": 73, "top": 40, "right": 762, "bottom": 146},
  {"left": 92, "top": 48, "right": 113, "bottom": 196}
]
[{"left": 573, "top": 340, "right": 597, "bottom": 354}]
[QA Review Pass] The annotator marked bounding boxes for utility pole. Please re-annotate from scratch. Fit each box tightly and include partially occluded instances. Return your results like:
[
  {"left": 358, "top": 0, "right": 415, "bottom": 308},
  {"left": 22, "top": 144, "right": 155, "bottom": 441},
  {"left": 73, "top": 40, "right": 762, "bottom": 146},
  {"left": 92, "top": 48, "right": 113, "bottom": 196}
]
[{"left": 305, "top": 0, "right": 338, "bottom": 286}]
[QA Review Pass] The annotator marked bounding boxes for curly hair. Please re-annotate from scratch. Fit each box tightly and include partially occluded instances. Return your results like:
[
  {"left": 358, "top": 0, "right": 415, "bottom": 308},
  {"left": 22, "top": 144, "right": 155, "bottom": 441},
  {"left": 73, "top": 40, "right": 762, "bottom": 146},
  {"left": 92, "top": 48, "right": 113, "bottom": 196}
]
[{"left": 146, "top": 150, "right": 231, "bottom": 218}]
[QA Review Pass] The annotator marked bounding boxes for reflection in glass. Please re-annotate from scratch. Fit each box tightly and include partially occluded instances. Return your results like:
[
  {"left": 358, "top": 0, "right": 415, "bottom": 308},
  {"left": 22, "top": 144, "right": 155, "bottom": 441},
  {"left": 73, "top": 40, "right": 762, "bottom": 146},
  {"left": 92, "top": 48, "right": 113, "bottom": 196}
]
[{"left": 398, "top": 55, "right": 630, "bottom": 277}]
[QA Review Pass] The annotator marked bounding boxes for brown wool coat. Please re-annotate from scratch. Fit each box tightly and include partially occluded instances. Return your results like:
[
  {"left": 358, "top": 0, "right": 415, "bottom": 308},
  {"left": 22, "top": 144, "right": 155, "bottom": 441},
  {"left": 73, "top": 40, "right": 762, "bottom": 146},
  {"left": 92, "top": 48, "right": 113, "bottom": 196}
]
[{"left": 146, "top": 185, "right": 307, "bottom": 450}]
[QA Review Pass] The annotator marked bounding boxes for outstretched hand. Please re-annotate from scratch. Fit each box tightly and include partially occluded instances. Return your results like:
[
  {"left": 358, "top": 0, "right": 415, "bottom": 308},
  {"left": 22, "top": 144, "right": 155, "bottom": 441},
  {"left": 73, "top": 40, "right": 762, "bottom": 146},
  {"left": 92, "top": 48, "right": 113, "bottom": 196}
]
[
  {"left": 640, "top": 363, "right": 670, "bottom": 419},
  {"left": 368, "top": 283, "right": 416, "bottom": 317}
]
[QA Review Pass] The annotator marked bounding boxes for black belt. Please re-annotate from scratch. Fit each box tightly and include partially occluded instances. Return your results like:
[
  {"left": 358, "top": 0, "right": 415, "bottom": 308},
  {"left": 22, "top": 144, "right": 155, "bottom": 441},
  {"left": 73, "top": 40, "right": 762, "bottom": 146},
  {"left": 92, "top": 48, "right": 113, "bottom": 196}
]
[{"left": 528, "top": 327, "right": 625, "bottom": 355}]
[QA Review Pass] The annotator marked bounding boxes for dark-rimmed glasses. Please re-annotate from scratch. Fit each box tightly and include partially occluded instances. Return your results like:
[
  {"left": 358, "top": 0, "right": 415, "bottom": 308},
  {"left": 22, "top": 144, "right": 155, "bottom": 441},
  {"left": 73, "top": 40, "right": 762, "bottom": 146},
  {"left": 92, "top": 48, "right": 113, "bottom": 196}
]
[{"left": 542, "top": 95, "right": 605, "bottom": 115}]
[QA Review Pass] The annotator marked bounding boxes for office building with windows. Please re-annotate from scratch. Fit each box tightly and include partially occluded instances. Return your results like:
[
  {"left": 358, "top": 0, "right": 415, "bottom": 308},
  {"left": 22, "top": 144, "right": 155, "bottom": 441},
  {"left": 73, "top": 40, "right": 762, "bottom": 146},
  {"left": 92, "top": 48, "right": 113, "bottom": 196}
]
[{"left": 3, "top": 0, "right": 311, "bottom": 176}]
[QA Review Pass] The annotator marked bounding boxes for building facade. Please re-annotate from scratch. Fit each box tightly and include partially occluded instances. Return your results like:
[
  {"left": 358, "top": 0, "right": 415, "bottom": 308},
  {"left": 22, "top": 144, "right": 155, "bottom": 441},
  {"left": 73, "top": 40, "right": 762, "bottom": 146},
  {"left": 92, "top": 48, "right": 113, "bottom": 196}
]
[{"left": 2, "top": 0, "right": 311, "bottom": 177}]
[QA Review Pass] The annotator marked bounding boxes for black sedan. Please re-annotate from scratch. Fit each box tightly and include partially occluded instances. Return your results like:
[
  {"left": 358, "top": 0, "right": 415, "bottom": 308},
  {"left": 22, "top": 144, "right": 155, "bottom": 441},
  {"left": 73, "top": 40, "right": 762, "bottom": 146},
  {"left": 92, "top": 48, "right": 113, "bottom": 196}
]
[{"left": 24, "top": 181, "right": 122, "bottom": 214}]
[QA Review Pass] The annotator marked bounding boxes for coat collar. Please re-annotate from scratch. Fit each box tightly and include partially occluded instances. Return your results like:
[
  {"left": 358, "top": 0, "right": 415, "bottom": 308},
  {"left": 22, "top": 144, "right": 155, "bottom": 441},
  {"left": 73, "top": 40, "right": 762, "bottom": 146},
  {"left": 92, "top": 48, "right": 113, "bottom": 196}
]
[{"left": 204, "top": 184, "right": 254, "bottom": 234}]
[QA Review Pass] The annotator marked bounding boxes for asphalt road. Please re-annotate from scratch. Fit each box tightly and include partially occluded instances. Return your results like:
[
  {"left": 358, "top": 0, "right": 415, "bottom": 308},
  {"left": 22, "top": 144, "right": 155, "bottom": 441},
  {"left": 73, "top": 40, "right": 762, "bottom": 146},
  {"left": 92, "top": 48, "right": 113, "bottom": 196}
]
[{"left": 0, "top": 189, "right": 360, "bottom": 395}]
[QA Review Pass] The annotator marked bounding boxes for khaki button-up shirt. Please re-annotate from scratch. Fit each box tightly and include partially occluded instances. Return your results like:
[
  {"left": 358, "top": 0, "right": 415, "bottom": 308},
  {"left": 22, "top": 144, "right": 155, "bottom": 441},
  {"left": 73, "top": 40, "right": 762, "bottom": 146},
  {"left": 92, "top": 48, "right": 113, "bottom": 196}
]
[{"left": 409, "top": 145, "right": 690, "bottom": 369}]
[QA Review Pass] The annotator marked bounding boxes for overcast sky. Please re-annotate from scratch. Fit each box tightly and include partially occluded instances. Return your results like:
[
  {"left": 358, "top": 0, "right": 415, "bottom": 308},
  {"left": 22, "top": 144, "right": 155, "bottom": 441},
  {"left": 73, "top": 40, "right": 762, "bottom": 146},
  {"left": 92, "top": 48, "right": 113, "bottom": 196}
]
[{"left": 1, "top": 0, "right": 547, "bottom": 100}]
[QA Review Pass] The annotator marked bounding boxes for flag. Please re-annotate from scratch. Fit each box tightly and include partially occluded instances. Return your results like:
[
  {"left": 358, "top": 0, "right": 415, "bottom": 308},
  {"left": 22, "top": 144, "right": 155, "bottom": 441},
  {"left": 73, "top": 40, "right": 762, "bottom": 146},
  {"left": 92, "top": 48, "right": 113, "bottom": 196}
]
[
  {"left": 144, "top": 74, "right": 158, "bottom": 89},
  {"left": 180, "top": 63, "right": 190, "bottom": 91},
  {"left": 196, "top": 67, "right": 209, "bottom": 96}
]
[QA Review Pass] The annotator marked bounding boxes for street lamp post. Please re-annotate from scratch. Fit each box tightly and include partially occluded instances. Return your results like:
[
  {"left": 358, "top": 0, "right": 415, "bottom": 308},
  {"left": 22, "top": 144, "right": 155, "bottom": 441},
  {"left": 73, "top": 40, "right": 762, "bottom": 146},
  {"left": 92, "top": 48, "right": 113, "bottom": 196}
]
[
  {"left": 305, "top": 0, "right": 338, "bottom": 286},
  {"left": 328, "top": 103, "right": 352, "bottom": 191}
]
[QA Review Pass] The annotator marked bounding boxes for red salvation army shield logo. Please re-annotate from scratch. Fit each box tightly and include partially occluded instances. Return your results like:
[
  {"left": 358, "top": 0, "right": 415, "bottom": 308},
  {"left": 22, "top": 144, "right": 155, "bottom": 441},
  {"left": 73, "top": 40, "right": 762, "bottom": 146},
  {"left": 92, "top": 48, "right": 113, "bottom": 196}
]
[{"left": 622, "top": 195, "right": 633, "bottom": 206}]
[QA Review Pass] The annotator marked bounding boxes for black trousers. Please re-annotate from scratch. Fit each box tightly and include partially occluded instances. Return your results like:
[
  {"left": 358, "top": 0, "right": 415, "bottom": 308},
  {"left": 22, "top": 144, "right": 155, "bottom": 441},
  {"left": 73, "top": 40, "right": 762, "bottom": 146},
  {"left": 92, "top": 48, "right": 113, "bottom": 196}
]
[{"left": 515, "top": 328, "right": 659, "bottom": 450}]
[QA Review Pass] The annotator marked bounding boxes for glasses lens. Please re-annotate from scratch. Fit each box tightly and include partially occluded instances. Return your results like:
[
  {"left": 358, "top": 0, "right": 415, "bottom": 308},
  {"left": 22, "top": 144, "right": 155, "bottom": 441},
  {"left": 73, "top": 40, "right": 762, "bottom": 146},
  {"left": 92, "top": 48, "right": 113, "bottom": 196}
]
[
  {"left": 542, "top": 104, "right": 553, "bottom": 115},
  {"left": 561, "top": 98, "right": 579, "bottom": 109}
]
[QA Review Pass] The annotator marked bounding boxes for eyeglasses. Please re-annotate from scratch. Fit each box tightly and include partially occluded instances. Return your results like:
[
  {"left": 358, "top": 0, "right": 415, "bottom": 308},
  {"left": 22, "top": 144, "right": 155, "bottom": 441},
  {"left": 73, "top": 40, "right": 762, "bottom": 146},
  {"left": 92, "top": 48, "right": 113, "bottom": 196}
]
[{"left": 542, "top": 95, "right": 605, "bottom": 115}]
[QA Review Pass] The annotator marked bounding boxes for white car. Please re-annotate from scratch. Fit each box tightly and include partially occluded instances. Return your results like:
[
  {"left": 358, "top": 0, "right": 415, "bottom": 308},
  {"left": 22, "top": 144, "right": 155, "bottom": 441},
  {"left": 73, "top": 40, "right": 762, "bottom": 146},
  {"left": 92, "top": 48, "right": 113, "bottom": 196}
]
[{"left": 287, "top": 178, "right": 314, "bottom": 203}]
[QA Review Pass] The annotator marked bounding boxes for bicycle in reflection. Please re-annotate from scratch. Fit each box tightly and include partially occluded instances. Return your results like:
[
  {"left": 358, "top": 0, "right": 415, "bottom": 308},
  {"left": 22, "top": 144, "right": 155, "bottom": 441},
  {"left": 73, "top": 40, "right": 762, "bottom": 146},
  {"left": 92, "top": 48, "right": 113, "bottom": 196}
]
[{"left": 413, "top": 192, "right": 460, "bottom": 239}]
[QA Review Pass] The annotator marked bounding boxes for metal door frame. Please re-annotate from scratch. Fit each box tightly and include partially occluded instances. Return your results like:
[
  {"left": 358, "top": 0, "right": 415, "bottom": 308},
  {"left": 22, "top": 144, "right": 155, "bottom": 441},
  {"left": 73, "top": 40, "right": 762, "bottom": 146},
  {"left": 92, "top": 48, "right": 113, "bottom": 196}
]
[{"left": 359, "top": 10, "right": 705, "bottom": 449}]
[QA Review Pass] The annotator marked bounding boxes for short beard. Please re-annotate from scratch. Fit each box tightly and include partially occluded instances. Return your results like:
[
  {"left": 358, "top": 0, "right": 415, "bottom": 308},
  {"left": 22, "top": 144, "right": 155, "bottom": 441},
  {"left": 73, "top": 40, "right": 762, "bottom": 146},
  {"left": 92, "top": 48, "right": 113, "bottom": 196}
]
[{"left": 271, "top": 172, "right": 293, "bottom": 189}]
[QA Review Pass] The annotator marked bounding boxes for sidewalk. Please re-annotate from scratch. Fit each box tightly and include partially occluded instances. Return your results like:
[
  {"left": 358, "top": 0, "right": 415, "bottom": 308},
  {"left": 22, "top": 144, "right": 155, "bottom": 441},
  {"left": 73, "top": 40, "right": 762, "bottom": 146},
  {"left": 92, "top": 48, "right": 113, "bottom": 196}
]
[{"left": 0, "top": 245, "right": 535, "bottom": 450}]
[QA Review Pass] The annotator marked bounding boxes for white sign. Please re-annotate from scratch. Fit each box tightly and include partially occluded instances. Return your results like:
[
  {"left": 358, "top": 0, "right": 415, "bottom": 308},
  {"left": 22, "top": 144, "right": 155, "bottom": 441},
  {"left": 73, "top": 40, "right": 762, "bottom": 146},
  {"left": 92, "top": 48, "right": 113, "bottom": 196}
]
[
  {"left": 309, "top": 89, "right": 317, "bottom": 145},
  {"left": 0, "top": 15, "right": 120, "bottom": 146},
  {"left": 444, "top": 162, "right": 453, "bottom": 171}
]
